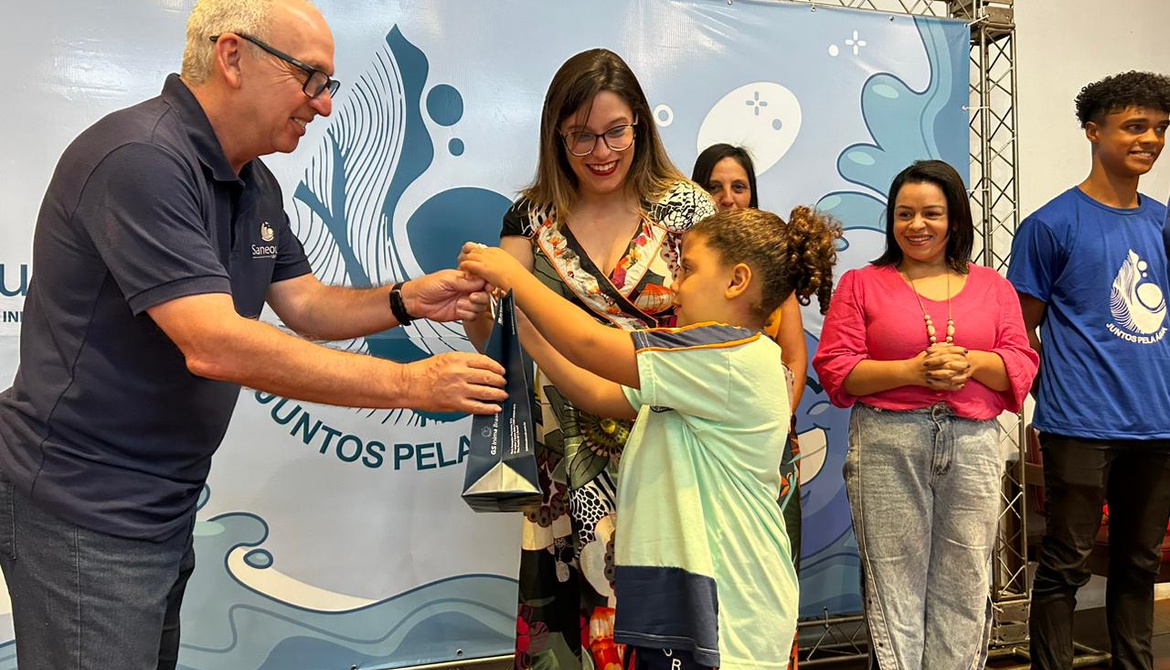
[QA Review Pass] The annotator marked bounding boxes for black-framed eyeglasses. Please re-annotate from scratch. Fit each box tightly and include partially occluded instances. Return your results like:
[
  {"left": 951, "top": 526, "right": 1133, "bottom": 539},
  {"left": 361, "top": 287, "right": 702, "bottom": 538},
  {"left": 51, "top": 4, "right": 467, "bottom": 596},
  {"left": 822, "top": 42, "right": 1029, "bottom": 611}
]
[
  {"left": 209, "top": 33, "right": 340, "bottom": 100},
  {"left": 561, "top": 119, "right": 637, "bottom": 157}
]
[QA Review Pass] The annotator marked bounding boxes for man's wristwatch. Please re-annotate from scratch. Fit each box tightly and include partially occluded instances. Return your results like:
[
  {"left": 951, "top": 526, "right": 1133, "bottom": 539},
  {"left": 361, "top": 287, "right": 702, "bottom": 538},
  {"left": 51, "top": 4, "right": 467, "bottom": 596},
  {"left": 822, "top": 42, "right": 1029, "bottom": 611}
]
[{"left": 389, "top": 281, "right": 414, "bottom": 326}]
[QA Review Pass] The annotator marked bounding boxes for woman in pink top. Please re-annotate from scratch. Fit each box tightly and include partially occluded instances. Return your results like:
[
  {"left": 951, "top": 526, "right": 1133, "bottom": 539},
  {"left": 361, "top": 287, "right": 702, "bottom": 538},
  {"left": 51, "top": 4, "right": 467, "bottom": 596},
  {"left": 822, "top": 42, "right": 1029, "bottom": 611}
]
[{"left": 812, "top": 160, "right": 1037, "bottom": 670}]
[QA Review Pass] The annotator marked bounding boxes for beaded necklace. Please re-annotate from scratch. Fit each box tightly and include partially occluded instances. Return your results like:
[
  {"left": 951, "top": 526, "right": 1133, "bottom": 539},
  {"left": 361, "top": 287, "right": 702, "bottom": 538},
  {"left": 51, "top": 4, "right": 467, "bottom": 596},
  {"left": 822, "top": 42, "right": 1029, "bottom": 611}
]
[{"left": 907, "top": 272, "right": 954, "bottom": 345}]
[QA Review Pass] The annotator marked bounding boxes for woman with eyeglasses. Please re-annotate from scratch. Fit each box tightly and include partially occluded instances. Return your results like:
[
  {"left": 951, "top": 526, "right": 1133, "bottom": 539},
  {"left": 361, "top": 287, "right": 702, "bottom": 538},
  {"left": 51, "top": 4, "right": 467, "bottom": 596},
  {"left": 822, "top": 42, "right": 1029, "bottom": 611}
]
[{"left": 465, "top": 48, "right": 714, "bottom": 669}]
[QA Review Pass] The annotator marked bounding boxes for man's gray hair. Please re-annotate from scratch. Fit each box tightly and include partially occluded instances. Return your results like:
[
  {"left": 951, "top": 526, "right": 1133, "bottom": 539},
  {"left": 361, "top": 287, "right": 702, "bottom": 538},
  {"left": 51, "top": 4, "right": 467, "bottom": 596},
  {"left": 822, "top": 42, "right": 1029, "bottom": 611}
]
[{"left": 181, "top": 0, "right": 274, "bottom": 84}]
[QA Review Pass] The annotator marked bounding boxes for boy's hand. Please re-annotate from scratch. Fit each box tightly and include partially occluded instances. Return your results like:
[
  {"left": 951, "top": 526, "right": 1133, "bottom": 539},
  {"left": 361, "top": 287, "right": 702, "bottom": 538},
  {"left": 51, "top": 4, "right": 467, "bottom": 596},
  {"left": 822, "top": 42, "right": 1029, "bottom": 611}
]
[{"left": 458, "top": 242, "right": 525, "bottom": 292}]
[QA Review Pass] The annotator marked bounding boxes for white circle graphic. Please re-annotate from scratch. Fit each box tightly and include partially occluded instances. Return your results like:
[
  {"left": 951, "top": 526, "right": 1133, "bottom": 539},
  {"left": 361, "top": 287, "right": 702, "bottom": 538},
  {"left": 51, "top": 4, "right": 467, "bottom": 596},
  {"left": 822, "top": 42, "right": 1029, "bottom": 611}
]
[
  {"left": 696, "top": 82, "right": 803, "bottom": 176},
  {"left": 654, "top": 104, "right": 674, "bottom": 127}
]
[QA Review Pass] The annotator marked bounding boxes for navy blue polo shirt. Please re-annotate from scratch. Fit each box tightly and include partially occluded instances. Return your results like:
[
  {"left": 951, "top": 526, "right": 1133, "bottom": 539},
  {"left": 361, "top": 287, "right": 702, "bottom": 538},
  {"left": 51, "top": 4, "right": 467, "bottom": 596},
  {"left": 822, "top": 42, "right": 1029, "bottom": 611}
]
[{"left": 0, "top": 74, "right": 311, "bottom": 541}]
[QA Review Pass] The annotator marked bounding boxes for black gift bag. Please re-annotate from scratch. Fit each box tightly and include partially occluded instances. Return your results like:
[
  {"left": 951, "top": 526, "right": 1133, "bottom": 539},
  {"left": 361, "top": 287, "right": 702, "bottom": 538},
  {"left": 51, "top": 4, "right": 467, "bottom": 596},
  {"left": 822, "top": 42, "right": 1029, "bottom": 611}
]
[{"left": 461, "top": 291, "right": 542, "bottom": 513}]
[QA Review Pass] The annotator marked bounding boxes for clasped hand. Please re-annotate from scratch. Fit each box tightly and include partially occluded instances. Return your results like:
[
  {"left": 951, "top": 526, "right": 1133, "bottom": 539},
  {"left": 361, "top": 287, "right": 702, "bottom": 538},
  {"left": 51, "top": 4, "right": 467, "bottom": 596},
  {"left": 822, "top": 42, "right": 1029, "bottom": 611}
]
[
  {"left": 401, "top": 243, "right": 521, "bottom": 327},
  {"left": 918, "top": 343, "right": 971, "bottom": 392},
  {"left": 402, "top": 268, "right": 493, "bottom": 323},
  {"left": 456, "top": 242, "right": 526, "bottom": 308}
]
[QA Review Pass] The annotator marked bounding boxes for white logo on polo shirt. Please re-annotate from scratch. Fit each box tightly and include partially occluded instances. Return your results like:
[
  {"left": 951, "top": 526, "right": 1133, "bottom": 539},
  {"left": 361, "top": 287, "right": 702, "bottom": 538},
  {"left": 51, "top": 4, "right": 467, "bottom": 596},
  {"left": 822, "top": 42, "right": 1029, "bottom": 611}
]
[
  {"left": 252, "top": 222, "right": 278, "bottom": 259},
  {"left": 1108, "top": 249, "right": 1167, "bottom": 344}
]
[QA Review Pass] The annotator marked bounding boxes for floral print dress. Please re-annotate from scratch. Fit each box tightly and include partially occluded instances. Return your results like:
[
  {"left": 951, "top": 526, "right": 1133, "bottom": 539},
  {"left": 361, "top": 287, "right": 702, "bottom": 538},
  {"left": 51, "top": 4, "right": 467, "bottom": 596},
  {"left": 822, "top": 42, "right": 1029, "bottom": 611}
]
[{"left": 501, "top": 182, "right": 715, "bottom": 670}]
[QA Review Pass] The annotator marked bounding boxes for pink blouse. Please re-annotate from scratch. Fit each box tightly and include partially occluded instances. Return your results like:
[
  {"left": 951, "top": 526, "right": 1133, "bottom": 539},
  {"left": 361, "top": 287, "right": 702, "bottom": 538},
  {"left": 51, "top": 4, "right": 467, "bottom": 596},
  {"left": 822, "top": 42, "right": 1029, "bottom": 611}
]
[{"left": 812, "top": 263, "right": 1038, "bottom": 420}]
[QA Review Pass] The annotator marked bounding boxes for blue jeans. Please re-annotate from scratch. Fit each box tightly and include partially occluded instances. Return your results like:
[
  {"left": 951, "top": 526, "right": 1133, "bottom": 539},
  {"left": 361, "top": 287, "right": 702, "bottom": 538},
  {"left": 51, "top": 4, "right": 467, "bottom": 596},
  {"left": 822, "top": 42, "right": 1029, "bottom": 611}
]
[
  {"left": 845, "top": 403, "right": 1001, "bottom": 670},
  {"left": 0, "top": 474, "right": 195, "bottom": 670}
]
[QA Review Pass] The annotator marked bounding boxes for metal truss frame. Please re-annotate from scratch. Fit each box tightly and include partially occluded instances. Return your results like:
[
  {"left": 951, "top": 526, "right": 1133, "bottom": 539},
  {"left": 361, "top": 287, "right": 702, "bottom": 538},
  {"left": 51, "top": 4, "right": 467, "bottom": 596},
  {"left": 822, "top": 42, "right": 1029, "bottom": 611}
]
[{"left": 767, "top": 0, "right": 1030, "bottom": 665}]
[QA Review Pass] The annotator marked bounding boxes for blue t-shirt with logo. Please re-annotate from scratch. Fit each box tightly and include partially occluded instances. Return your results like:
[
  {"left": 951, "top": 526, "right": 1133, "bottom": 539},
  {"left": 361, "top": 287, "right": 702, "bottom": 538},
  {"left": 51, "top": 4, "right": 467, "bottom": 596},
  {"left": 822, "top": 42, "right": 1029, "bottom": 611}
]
[{"left": 1007, "top": 186, "right": 1170, "bottom": 439}]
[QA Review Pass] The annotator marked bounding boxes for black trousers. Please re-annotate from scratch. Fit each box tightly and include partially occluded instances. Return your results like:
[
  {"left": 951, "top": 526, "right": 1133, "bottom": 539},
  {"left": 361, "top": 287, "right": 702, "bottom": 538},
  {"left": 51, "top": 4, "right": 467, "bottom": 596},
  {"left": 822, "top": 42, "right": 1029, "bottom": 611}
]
[{"left": 1029, "top": 434, "right": 1170, "bottom": 670}]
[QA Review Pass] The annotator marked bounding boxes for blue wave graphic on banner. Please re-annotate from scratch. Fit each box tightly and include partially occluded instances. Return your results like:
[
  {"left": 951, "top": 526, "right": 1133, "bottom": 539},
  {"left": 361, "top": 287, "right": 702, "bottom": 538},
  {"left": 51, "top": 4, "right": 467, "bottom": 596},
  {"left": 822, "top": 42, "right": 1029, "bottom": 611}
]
[
  {"left": 815, "top": 17, "right": 968, "bottom": 236},
  {"left": 287, "top": 25, "right": 510, "bottom": 426},
  {"left": 177, "top": 493, "right": 514, "bottom": 668}
]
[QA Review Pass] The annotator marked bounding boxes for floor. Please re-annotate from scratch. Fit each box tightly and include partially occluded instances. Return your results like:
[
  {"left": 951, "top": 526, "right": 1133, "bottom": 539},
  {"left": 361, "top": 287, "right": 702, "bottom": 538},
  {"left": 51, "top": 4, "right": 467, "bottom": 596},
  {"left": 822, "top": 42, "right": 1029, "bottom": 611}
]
[{"left": 1065, "top": 598, "right": 1170, "bottom": 668}]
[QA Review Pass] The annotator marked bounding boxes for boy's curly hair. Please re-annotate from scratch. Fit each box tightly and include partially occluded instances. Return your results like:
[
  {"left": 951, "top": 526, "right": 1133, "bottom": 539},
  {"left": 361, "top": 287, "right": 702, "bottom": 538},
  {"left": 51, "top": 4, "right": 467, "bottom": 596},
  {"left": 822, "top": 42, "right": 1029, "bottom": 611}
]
[
  {"left": 689, "top": 207, "right": 842, "bottom": 321},
  {"left": 1075, "top": 71, "right": 1170, "bottom": 127}
]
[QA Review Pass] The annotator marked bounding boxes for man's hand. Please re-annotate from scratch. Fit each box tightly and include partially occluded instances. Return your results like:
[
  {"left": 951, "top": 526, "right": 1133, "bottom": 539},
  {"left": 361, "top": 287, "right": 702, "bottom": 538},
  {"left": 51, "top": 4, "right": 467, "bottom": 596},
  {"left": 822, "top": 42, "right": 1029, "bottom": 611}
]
[
  {"left": 402, "top": 352, "right": 509, "bottom": 415},
  {"left": 402, "top": 269, "right": 493, "bottom": 323},
  {"left": 457, "top": 243, "right": 527, "bottom": 293}
]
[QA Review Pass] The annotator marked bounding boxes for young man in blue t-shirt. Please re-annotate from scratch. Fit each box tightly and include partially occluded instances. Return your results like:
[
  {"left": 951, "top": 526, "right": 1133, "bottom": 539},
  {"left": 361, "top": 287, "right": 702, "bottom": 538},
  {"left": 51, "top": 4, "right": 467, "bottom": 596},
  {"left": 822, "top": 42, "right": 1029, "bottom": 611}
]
[{"left": 1007, "top": 71, "right": 1170, "bottom": 670}]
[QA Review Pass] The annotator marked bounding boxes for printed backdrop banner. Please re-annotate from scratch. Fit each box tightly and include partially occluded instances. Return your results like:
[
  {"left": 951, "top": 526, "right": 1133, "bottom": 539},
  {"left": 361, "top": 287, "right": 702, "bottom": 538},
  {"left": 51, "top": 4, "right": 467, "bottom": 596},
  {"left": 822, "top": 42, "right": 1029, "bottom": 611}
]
[{"left": 0, "top": 1, "right": 969, "bottom": 667}]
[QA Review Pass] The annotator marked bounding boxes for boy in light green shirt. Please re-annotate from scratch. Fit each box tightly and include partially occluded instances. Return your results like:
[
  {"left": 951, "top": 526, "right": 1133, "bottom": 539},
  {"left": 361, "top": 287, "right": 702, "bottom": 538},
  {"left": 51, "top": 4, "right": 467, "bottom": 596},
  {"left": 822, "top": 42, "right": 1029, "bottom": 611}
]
[{"left": 460, "top": 207, "right": 839, "bottom": 669}]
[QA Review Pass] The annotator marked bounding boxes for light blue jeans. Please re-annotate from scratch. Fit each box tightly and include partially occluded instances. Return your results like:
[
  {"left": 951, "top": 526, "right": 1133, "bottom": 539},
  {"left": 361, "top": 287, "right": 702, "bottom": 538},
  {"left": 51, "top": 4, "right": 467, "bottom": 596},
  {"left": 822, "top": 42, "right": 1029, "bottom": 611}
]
[{"left": 845, "top": 403, "right": 1002, "bottom": 670}]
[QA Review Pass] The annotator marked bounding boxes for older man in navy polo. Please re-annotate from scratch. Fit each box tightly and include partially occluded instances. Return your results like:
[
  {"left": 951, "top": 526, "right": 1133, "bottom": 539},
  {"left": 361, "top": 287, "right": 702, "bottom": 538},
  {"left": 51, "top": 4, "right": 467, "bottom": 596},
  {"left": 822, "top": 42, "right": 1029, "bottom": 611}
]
[{"left": 0, "top": 1, "right": 507, "bottom": 668}]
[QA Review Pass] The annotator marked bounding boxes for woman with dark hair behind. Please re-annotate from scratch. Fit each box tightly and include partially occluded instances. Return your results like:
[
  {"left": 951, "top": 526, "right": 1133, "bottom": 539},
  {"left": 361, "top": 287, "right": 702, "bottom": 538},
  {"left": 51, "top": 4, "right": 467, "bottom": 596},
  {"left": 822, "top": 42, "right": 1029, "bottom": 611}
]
[
  {"left": 812, "top": 160, "right": 1038, "bottom": 669},
  {"left": 692, "top": 143, "right": 759, "bottom": 209},
  {"left": 465, "top": 48, "right": 715, "bottom": 669}
]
